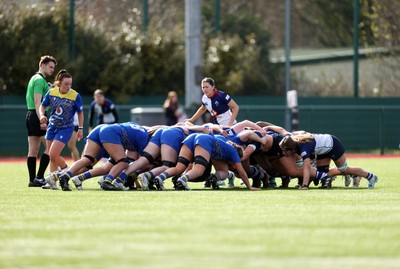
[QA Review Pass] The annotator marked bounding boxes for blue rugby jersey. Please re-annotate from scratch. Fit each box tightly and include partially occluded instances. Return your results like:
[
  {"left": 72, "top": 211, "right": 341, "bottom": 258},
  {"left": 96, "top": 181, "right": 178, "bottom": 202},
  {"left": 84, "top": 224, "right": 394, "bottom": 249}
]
[
  {"left": 119, "top": 122, "right": 148, "bottom": 154},
  {"left": 212, "top": 135, "right": 241, "bottom": 163},
  {"left": 42, "top": 88, "right": 83, "bottom": 129}
]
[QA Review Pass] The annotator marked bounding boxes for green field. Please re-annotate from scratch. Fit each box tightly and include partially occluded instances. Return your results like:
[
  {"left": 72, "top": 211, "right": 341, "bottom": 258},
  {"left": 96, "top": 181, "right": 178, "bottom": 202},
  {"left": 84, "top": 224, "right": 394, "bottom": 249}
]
[{"left": 1, "top": 158, "right": 399, "bottom": 269}]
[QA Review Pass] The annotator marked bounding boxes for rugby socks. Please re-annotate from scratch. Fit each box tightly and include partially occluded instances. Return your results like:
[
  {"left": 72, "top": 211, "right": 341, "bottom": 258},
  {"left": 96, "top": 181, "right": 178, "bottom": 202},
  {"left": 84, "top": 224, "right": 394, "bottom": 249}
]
[
  {"left": 103, "top": 174, "right": 115, "bottom": 183},
  {"left": 269, "top": 177, "right": 277, "bottom": 187},
  {"left": 158, "top": 172, "right": 170, "bottom": 182},
  {"left": 60, "top": 170, "right": 73, "bottom": 181},
  {"left": 180, "top": 174, "right": 190, "bottom": 182},
  {"left": 118, "top": 172, "right": 128, "bottom": 182},
  {"left": 366, "top": 172, "right": 375, "bottom": 180},
  {"left": 65, "top": 170, "right": 73, "bottom": 179},
  {"left": 79, "top": 171, "right": 92, "bottom": 182},
  {"left": 213, "top": 172, "right": 222, "bottom": 181},
  {"left": 36, "top": 153, "right": 49, "bottom": 179},
  {"left": 27, "top": 157, "right": 36, "bottom": 182},
  {"left": 250, "top": 165, "right": 264, "bottom": 180},
  {"left": 143, "top": 171, "right": 154, "bottom": 181},
  {"left": 315, "top": 171, "right": 328, "bottom": 180}
]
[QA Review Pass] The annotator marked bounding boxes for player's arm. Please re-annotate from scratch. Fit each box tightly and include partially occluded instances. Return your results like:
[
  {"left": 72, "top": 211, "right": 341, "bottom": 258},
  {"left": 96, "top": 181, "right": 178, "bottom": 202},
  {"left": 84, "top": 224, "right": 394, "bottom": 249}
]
[
  {"left": 238, "top": 130, "right": 266, "bottom": 145},
  {"left": 233, "top": 162, "right": 259, "bottom": 190},
  {"left": 263, "top": 125, "right": 290, "bottom": 135},
  {"left": 38, "top": 92, "right": 49, "bottom": 126},
  {"left": 300, "top": 158, "right": 312, "bottom": 189},
  {"left": 111, "top": 104, "right": 119, "bottom": 123},
  {"left": 186, "top": 105, "right": 207, "bottom": 124},
  {"left": 207, "top": 123, "right": 227, "bottom": 136},
  {"left": 227, "top": 99, "right": 239, "bottom": 126},
  {"left": 34, "top": 92, "right": 43, "bottom": 119},
  {"left": 38, "top": 103, "right": 48, "bottom": 130},
  {"left": 77, "top": 111, "right": 84, "bottom": 141},
  {"left": 185, "top": 124, "right": 212, "bottom": 134},
  {"left": 241, "top": 144, "right": 256, "bottom": 161}
]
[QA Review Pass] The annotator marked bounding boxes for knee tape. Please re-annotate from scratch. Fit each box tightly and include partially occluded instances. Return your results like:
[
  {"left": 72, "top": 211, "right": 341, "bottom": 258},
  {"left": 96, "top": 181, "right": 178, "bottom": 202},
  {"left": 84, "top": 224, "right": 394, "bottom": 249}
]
[
  {"left": 115, "top": 158, "right": 130, "bottom": 164},
  {"left": 194, "top": 155, "right": 209, "bottom": 168},
  {"left": 162, "top": 160, "right": 176, "bottom": 167},
  {"left": 84, "top": 155, "right": 95, "bottom": 164},
  {"left": 142, "top": 151, "right": 154, "bottom": 164},
  {"left": 337, "top": 162, "right": 348, "bottom": 173},
  {"left": 178, "top": 156, "right": 190, "bottom": 167},
  {"left": 108, "top": 157, "right": 116, "bottom": 165}
]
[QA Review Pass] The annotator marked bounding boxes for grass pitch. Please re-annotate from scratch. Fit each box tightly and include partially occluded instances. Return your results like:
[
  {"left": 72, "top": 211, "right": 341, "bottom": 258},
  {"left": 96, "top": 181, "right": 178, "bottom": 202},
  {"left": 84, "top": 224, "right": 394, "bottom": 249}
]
[{"left": 0, "top": 158, "right": 399, "bottom": 269}]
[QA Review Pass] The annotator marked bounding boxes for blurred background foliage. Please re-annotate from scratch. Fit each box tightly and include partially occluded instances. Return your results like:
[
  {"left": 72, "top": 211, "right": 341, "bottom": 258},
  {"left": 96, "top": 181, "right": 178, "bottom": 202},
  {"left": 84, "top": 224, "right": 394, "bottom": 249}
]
[{"left": 0, "top": 0, "right": 399, "bottom": 103}]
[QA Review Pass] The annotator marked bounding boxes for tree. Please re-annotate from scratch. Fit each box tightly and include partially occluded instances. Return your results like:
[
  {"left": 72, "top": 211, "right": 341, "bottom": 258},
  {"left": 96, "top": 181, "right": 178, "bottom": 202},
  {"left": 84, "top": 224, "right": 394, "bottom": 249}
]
[
  {"left": 202, "top": 4, "right": 282, "bottom": 95},
  {"left": 359, "top": 0, "right": 400, "bottom": 96}
]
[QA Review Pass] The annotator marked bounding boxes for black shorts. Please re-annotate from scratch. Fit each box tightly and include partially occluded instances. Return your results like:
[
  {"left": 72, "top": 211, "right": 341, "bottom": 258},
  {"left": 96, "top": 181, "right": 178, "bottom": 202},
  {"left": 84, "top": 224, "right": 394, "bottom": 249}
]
[
  {"left": 26, "top": 110, "right": 46, "bottom": 137},
  {"left": 316, "top": 135, "right": 345, "bottom": 161}
]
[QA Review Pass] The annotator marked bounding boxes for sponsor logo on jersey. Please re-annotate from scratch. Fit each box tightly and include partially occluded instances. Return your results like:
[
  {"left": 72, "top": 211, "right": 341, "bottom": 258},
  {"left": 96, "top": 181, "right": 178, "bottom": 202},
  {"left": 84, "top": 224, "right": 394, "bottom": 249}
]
[{"left": 56, "top": 107, "right": 63, "bottom": 116}]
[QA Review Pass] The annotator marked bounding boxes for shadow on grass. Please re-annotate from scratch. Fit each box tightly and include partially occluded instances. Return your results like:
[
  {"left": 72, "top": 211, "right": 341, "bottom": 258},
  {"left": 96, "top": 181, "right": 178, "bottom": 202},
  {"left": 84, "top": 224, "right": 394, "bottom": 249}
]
[{"left": 74, "top": 185, "right": 373, "bottom": 192}]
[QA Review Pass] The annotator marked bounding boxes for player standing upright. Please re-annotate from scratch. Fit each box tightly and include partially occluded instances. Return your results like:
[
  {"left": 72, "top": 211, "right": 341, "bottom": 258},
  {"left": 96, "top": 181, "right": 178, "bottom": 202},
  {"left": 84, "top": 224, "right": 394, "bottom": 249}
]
[
  {"left": 39, "top": 70, "right": 84, "bottom": 179},
  {"left": 25, "top": 55, "right": 57, "bottom": 187},
  {"left": 186, "top": 77, "right": 239, "bottom": 126}
]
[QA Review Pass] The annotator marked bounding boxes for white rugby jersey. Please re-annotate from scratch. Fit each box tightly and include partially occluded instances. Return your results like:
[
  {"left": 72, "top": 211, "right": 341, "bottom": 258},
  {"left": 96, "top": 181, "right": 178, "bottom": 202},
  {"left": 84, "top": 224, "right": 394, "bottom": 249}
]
[
  {"left": 313, "top": 134, "right": 333, "bottom": 155},
  {"left": 201, "top": 89, "right": 236, "bottom": 125}
]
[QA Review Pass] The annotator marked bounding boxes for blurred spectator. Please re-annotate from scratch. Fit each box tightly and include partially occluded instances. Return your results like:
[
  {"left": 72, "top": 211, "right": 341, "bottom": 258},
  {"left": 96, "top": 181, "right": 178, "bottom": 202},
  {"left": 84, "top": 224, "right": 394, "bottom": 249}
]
[
  {"left": 163, "top": 90, "right": 186, "bottom": 125},
  {"left": 88, "top": 89, "right": 118, "bottom": 132}
]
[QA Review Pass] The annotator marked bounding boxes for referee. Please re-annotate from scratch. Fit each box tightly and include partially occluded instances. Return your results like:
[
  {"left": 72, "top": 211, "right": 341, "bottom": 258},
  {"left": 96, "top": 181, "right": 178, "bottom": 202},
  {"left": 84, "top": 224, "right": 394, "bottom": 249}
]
[{"left": 25, "top": 55, "right": 57, "bottom": 187}]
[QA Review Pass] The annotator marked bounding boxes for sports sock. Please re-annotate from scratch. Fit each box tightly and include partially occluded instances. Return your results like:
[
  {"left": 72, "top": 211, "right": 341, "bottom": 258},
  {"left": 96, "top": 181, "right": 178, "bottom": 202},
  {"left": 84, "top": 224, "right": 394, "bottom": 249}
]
[
  {"left": 27, "top": 157, "right": 36, "bottom": 182},
  {"left": 144, "top": 171, "right": 154, "bottom": 180},
  {"left": 180, "top": 174, "right": 190, "bottom": 182},
  {"left": 366, "top": 172, "right": 374, "bottom": 180},
  {"left": 79, "top": 171, "right": 92, "bottom": 182},
  {"left": 104, "top": 174, "right": 114, "bottom": 182},
  {"left": 158, "top": 172, "right": 170, "bottom": 181},
  {"left": 214, "top": 172, "right": 222, "bottom": 181},
  {"left": 315, "top": 171, "right": 328, "bottom": 180},
  {"left": 59, "top": 171, "right": 73, "bottom": 183},
  {"left": 36, "top": 153, "right": 49, "bottom": 179},
  {"left": 250, "top": 165, "right": 264, "bottom": 180},
  {"left": 119, "top": 172, "right": 128, "bottom": 181},
  {"left": 65, "top": 170, "right": 73, "bottom": 179}
]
